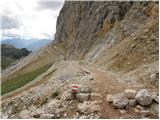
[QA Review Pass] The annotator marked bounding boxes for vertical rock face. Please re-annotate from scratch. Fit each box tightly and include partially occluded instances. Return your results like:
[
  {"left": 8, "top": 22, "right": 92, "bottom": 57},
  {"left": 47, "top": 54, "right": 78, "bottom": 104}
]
[
  {"left": 54, "top": 1, "right": 158, "bottom": 61},
  {"left": 55, "top": 1, "right": 133, "bottom": 59},
  {"left": 54, "top": 1, "right": 159, "bottom": 85}
]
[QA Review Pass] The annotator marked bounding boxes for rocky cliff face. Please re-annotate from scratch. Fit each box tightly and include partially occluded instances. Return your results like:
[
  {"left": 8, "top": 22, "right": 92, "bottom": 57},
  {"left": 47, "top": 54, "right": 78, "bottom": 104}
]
[
  {"left": 55, "top": 1, "right": 158, "bottom": 59},
  {"left": 54, "top": 1, "right": 159, "bottom": 85}
]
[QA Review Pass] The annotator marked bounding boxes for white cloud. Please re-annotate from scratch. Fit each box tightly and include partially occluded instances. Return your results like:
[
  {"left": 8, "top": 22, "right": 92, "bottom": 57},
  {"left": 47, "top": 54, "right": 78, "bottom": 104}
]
[{"left": 1, "top": 0, "right": 64, "bottom": 40}]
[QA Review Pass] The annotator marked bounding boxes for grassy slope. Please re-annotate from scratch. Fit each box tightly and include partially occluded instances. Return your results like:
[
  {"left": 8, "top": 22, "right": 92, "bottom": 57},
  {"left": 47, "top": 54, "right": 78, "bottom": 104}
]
[{"left": 1, "top": 64, "right": 51, "bottom": 95}]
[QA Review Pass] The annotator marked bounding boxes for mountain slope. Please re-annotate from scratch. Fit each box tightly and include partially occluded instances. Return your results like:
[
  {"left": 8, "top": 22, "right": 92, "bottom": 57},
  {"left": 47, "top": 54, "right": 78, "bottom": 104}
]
[
  {"left": 1, "top": 44, "right": 31, "bottom": 69},
  {"left": 54, "top": 1, "right": 159, "bottom": 87},
  {"left": 1, "top": 1, "right": 159, "bottom": 119}
]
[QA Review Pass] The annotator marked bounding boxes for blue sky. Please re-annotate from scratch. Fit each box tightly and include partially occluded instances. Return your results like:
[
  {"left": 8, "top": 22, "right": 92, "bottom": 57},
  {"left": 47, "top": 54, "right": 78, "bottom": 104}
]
[{"left": 0, "top": 0, "right": 64, "bottom": 40}]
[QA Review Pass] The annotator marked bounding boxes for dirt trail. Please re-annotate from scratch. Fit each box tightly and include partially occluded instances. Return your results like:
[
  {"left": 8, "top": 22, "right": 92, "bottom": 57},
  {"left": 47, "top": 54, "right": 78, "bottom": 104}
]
[{"left": 88, "top": 67, "right": 139, "bottom": 118}]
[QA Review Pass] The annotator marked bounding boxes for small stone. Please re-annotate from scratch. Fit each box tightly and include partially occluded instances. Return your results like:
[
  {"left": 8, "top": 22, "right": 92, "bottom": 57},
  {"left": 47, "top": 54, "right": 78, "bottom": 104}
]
[
  {"left": 88, "top": 75, "right": 94, "bottom": 80},
  {"left": 47, "top": 99, "right": 61, "bottom": 114},
  {"left": 135, "top": 89, "right": 153, "bottom": 106},
  {"left": 20, "top": 110, "right": 31, "bottom": 119},
  {"left": 55, "top": 108, "right": 65, "bottom": 115},
  {"left": 141, "top": 110, "right": 150, "bottom": 117},
  {"left": 74, "top": 112, "right": 79, "bottom": 118},
  {"left": 61, "top": 91, "right": 72, "bottom": 101},
  {"left": 78, "top": 102, "right": 101, "bottom": 114},
  {"left": 79, "top": 115, "right": 90, "bottom": 119},
  {"left": 76, "top": 93, "right": 90, "bottom": 102},
  {"left": 134, "top": 108, "right": 140, "bottom": 113},
  {"left": 80, "top": 85, "right": 91, "bottom": 93},
  {"left": 128, "top": 99, "right": 137, "bottom": 107},
  {"left": 40, "top": 114, "right": 55, "bottom": 119},
  {"left": 64, "top": 113, "right": 67, "bottom": 117},
  {"left": 150, "top": 103, "right": 159, "bottom": 114},
  {"left": 1, "top": 114, "right": 9, "bottom": 119},
  {"left": 135, "top": 105, "right": 144, "bottom": 110},
  {"left": 119, "top": 109, "right": 127, "bottom": 114},
  {"left": 152, "top": 94, "right": 159, "bottom": 103},
  {"left": 36, "top": 108, "right": 44, "bottom": 114},
  {"left": 124, "top": 89, "right": 136, "bottom": 99},
  {"left": 91, "top": 114, "right": 101, "bottom": 119},
  {"left": 106, "top": 94, "right": 113, "bottom": 103},
  {"left": 112, "top": 93, "right": 129, "bottom": 109}
]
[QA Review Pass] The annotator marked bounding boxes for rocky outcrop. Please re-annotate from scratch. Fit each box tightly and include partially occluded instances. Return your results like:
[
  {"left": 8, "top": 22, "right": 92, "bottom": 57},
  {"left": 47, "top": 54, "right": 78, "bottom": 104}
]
[{"left": 55, "top": 1, "right": 133, "bottom": 59}]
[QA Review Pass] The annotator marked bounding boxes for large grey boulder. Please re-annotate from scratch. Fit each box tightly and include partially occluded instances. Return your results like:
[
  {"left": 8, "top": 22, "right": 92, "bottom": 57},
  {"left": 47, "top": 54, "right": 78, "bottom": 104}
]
[
  {"left": 112, "top": 93, "right": 129, "bottom": 109},
  {"left": 135, "top": 89, "right": 153, "bottom": 106},
  {"left": 76, "top": 93, "right": 90, "bottom": 102}
]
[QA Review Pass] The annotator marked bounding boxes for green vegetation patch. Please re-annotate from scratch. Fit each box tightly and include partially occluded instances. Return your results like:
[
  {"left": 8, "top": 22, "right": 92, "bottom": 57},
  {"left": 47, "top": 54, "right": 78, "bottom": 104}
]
[{"left": 1, "top": 64, "right": 52, "bottom": 95}]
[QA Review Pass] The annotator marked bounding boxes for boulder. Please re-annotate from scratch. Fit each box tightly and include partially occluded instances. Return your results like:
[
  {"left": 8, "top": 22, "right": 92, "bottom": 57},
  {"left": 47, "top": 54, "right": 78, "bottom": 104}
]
[
  {"left": 124, "top": 89, "right": 136, "bottom": 99},
  {"left": 128, "top": 99, "right": 137, "bottom": 107},
  {"left": 47, "top": 100, "right": 61, "bottom": 114},
  {"left": 112, "top": 93, "right": 129, "bottom": 109},
  {"left": 76, "top": 93, "right": 90, "bottom": 102},
  {"left": 61, "top": 91, "right": 72, "bottom": 101},
  {"left": 19, "top": 110, "right": 31, "bottom": 119},
  {"left": 40, "top": 114, "right": 56, "bottom": 119},
  {"left": 106, "top": 94, "right": 113, "bottom": 103},
  {"left": 80, "top": 86, "right": 91, "bottom": 93},
  {"left": 135, "top": 89, "right": 153, "bottom": 106}
]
